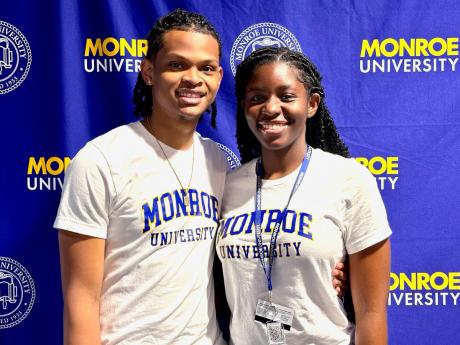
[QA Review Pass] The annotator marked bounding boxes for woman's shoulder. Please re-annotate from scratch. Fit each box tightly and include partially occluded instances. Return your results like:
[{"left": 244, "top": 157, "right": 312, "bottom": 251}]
[
  {"left": 226, "top": 158, "right": 257, "bottom": 181},
  {"left": 311, "top": 147, "right": 374, "bottom": 187},
  {"left": 312, "top": 147, "right": 360, "bottom": 172},
  {"left": 223, "top": 159, "right": 258, "bottom": 196}
]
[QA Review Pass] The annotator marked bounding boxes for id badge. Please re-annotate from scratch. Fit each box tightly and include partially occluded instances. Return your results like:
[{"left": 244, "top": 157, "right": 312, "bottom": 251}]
[
  {"left": 266, "top": 321, "right": 286, "bottom": 345},
  {"left": 255, "top": 299, "right": 294, "bottom": 330}
]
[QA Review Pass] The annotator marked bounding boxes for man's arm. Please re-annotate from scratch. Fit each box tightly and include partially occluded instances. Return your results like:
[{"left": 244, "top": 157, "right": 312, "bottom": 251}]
[{"left": 59, "top": 230, "right": 105, "bottom": 345}]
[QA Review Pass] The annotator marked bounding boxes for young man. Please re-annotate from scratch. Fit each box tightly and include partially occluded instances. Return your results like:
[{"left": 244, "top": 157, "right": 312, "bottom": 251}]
[{"left": 55, "top": 9, "right": 226, "bottom": 345}]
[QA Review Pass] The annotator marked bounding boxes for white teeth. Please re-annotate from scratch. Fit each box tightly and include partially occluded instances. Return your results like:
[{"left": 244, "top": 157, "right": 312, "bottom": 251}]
[
  {"left": 177, "top": 91, "right": 201, "bottom": 98},
  {"left": 258, "top": 122, "right": 288, "bottom": 129}
]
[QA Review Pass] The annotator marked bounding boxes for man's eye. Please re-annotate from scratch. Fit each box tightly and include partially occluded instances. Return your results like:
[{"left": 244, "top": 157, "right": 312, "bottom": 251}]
[
  {"left": 202, "top": 65, "right": 216, "bottom": 72},
  {"left": 168, "top": 62, "right": 183, "bottom": 69}
]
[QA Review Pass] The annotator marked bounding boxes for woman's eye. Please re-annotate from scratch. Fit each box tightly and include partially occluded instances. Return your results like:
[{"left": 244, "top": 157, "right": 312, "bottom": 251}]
[
  {"left": 249, "top": 95, "right": 264, "bottom": 103},
  {"left": 281, "top": 94, "right": 295, "bottom": 101}
]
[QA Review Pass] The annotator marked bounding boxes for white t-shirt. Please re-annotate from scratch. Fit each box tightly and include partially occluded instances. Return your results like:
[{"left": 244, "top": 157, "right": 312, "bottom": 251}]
[
  {"left": 217, "top": 148, "right": 392, "bottom": 345},
  {"left": 54, "top": 121, "right": 228, "bottom": 345}
]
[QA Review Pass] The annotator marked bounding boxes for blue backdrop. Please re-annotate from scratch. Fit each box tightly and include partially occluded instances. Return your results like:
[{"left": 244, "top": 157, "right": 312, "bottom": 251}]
[{"left": 1, "top": 0, "right": 459, "bottom": 343}]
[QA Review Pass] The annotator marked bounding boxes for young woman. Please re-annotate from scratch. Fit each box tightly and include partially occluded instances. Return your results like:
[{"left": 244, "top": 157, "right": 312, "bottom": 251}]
[
  {"left": 55, "top": 9, "right": 227, "bottom": 345},
  {"left": 217, "top": 47, "right": 391, "bottom": 345}
]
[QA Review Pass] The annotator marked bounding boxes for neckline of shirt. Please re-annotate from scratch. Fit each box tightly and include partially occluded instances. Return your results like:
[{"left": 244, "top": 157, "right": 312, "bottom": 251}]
[
  {"left": 135, "top": 120, "right": 196, "bottom": 156},
  {"left": 252, "top": 148, "right": 315, "bottom": 188}
]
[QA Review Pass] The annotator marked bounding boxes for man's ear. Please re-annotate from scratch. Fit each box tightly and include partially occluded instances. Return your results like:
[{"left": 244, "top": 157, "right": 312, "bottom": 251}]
[
  {"left": 307, "top": 92, "right": 320, "bottom": 118},
  {"left": 217, "top": 66, "right": 223, "bottom": 84},
  {"left": 140, "top": 58, "right": 154, "bottom": 86}
]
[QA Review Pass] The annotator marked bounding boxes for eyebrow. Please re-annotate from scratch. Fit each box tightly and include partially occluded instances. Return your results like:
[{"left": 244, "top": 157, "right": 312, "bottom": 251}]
[
  {"left": 276, "top": 85, "right": 293, "bottom": 91},
  {"left": 246, "top": 84, "right": 293, "bottom": 93}
]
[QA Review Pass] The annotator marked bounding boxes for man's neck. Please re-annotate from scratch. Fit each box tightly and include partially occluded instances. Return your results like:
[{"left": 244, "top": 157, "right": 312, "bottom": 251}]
[{"left": 144, "top": 113, "right": 198, "bottom": 150}]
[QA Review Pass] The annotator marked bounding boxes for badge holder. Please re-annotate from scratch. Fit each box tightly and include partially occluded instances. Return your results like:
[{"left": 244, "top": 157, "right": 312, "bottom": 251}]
[
  {"left": 255, "top": 294, "right": 293, "bottom": 345},
  {"left": 266, "top": 321, "right": 286, "bottom": 345},
  {"left": 255, "top": 298, "right": 294, "bottom": 330}
]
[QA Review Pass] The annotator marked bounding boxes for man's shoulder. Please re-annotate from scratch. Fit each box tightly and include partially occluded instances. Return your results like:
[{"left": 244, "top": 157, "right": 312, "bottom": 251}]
[
  {"left": 90, "top": 122, "right": 141, "bottom": 150},
  {"left": 197, "top": 134, "right": 237, "bottom": 172}
]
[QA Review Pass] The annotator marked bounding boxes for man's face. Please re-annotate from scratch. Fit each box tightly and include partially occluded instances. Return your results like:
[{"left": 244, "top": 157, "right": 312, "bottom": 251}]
[{"left": 144, "top": 30, "right": 223, "bottom": 124}]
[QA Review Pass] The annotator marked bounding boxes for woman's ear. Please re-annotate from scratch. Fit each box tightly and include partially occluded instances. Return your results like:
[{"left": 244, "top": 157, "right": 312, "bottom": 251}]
[
  {"left": 307, "top": 92, "right": 320, "bottom": 118},
  {"left": 140, "top": 58, "right": 154, "bottom": 86}
]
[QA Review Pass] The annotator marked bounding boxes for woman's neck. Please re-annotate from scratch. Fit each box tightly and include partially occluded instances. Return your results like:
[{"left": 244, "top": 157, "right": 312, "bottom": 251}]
[{"left": 261, "top": 141, "right": 308, "bottom": 180}]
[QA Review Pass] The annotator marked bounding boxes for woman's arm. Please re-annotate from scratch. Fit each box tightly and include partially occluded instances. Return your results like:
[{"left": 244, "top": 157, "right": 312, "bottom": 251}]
[
  {"left": 349, "top": 239, "right": 391, "bottom": 345},
  {"left": 59, "top": 230, "right": 105, "bottom": 345}
]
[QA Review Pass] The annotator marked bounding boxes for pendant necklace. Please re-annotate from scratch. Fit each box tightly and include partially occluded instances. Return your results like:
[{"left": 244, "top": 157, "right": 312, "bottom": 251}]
[{"left": 146, "top": 116, "right": 195, "bottom": 207}]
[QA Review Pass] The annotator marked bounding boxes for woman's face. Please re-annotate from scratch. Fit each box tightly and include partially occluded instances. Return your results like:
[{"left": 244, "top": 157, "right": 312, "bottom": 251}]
[{"left": 242, "top": 62, "right": 318, "bottom": 153}]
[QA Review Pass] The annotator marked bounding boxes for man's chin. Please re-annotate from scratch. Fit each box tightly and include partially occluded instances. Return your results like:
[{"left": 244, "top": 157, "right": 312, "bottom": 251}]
[
  {"left": 177, "top": 107, "right": 207, "bottom": 121},
  {"left": 177, "top": 111, "right": 204, "bottom": 122}
]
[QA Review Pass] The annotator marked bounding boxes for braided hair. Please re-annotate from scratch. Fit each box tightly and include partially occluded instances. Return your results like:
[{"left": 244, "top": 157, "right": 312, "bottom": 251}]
[
  {"left": 235, "top": 47, "right": 350, "bottom": 163},
  {"left": 132, "top": 8, "right": 221, "bottom": 127}
]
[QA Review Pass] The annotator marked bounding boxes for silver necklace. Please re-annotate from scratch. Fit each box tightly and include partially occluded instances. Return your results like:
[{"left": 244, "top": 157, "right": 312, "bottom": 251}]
[{"left": 146, "top": 116, "right": 195, "bottom": 206}]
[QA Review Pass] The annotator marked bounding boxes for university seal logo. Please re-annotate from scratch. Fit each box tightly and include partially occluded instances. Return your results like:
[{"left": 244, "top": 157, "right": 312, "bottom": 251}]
[
  {"left": 0, "top": 21, "right": 32, "bottom": 94},
  {"left": 0, "top": 257, "right": 36, "bottom": 329},
  {"left": 230, "top": 22, "right": 302, "bottom": 76},
  {"left": 217, "top": 143, "right": 241, "bottom": 170}
]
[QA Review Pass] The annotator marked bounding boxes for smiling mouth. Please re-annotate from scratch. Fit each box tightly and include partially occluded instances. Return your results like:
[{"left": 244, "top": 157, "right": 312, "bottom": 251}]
[
  {"left": 176, "top": 90, "right": 206, "bottom": 98},
  {"left": 257, "top": 121, "right": 290, "bottom": 132},
  {"left": 177, "top": 91, "right": 204, "bottom": 97},
  {"left": 175, "top": 89, "right": 206, "bottom": 106}
]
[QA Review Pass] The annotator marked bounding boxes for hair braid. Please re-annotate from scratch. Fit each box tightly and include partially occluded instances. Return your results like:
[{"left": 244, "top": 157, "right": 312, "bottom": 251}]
[
  {"left": 210, "top": 102, "right": 217, "bottom": 128},
  {"left": 133, "top": 73, "right": 153, "bottom": 119}
]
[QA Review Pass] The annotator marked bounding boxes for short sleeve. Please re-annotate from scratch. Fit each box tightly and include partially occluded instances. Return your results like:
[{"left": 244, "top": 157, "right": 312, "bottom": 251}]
[
  {"left": 53, "top": 143, "right": 116, "bottom": 239},
  {"left": 342, "top": 162, "right": 392, "bottom": 254}
]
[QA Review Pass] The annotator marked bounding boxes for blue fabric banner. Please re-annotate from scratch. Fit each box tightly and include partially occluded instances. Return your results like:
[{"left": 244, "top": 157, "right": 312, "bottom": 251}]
[{"left": 1, "top": 0, "right": 459, "bottom": 343}]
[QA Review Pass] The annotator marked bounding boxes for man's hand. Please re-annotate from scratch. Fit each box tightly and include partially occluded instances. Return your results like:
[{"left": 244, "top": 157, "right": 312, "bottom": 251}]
[{"left": 332, "top": 261, "right": 349, "bottom": 297}]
